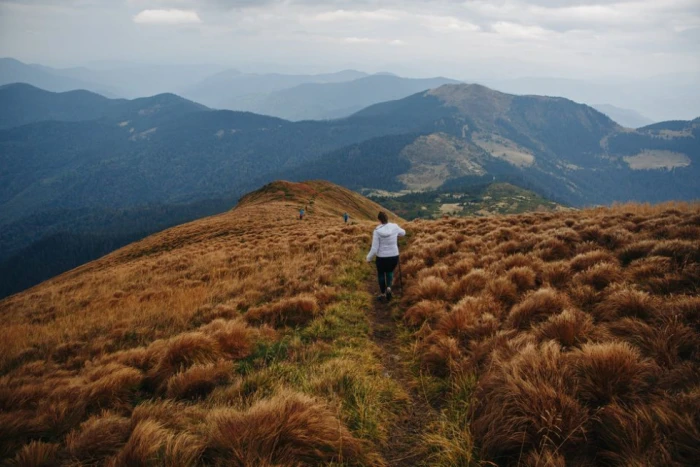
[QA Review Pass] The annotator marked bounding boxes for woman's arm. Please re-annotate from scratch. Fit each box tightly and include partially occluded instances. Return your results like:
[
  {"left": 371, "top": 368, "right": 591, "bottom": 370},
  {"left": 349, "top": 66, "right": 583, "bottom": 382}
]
[{"left": 366, "top": 229, "right": 379, "bottom": 262}]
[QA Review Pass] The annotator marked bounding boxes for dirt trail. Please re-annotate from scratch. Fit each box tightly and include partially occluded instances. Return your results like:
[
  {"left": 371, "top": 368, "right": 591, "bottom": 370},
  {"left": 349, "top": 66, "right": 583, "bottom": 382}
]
[{"left": 366, "top": 276, "right": 439, "bottom": 466}]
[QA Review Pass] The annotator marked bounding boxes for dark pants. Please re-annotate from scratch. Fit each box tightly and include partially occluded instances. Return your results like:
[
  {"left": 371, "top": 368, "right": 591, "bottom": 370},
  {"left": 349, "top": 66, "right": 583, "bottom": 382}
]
[{"left": 376, "top": 255, "right": 399, "bottom": 293}]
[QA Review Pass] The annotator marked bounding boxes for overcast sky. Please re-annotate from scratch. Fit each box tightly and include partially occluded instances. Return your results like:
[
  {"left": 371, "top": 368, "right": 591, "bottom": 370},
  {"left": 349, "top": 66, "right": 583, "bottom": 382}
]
[{"left": 1, "top": 0, "right": 699, "bottom": 80}]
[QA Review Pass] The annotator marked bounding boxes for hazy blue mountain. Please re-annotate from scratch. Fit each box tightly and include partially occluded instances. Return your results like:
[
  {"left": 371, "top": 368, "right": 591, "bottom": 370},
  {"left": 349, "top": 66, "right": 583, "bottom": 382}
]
[
  {"left": 48, "top": 63, "right": 228, "bottom": 99},
  {"left": 0, "top": 83, "right": 207, "bottom": 129},
  {"left": 0, "top": 57, "right": 115, "bottom": 96},
  {"left": 239, "top": 74, "right": 462, "bottom": 121},
  {"left": 0, "top": 83, "right": 120, "bottom": 129},
  {"left": 592, "top": 104, "right": 655, "bottom": 128},
  {"left": 182, "top": 69, "right": 369, "bottom": 109},
  {"left": 3, "top": 83, "right": 698, "bottom": 231},
  {"left": 484, "top": 73, "right": 700, "bottom": 122},
  {"left": 0, "top": 87, "right": 428, "bottom": 227}
]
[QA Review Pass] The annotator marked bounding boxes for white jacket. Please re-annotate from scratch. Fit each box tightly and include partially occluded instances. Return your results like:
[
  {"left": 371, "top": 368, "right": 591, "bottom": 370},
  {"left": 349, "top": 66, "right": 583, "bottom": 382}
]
[{"left": 366, "top": 223, "right": 406, "bottom": 261}]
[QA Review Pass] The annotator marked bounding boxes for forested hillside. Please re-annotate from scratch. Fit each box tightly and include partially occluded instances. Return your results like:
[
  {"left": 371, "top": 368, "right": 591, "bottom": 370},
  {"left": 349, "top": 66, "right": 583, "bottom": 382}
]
[{"left": 2, "top": 83, "right": 698, "bottom": 298}]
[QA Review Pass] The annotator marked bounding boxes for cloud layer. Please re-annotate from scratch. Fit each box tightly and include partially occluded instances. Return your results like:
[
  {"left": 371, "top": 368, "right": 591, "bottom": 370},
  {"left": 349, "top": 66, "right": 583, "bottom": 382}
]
[
  {"left": 0, "top": 0, "right": 698, "bottom": 83},
  {"left": 133, "top": 9, "right": 201, "bottom": 24}
]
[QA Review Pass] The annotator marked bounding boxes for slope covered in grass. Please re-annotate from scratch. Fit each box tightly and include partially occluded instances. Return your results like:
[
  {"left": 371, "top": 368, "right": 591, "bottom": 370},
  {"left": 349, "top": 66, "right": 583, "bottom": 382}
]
[
  {"left": 398, "top": 202, "right": 700, "bottom": 465},
  {"left": 2, "top": 180, "right": 698, "bottom": 465},
  {"left": 0, "top": 181, "right": 406, "bottom": 465}
]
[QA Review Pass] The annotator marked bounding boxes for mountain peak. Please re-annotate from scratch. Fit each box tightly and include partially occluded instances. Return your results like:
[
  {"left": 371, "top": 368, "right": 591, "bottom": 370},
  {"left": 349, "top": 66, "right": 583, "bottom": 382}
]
[
  {"left": 238, "top": 180, "right": 400, "bottom": 222},
  {"left": 427, "top": 83, "right": 512, "bottom": 118}
]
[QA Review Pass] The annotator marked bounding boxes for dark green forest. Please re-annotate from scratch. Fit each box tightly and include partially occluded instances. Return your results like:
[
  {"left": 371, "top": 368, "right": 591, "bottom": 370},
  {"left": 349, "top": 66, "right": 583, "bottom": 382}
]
[{"left": 1, "top": 83, "right": 698, "bottom": 297}]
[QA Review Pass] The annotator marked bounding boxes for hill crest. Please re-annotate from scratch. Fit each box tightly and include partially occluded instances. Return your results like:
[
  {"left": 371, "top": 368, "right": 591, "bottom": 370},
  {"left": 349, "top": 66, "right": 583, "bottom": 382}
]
[{"left": 238, "top": 180, "right": 401, "bottom": 222}]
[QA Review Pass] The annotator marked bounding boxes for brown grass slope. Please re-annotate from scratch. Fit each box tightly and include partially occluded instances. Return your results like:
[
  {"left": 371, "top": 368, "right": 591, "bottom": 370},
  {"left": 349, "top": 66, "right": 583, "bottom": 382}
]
[
  {"left": 398, "top": 202, "right": 700, "bottom": 466},
  {"left": 0, "top": 180, "right": 405, "bottom": 465}
]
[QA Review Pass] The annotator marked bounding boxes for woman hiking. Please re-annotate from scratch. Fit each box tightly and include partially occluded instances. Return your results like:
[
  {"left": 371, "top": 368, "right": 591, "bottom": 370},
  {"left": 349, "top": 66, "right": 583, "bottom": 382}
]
[{"left": 366, "top": 211, "right": 405, "bottom": 301}]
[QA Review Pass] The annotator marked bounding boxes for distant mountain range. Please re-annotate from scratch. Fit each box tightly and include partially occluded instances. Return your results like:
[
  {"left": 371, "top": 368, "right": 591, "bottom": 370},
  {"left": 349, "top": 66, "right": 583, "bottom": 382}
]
[
  {"left": 0, "top": 57, "right": 225, "bottom": 98},
  {"left": 181, "top": 69, "right": 370, "bottom": 110},
  {"left": 0, "top": 58, "right": 116, "bottom": 96},
  {"left": 591, "top": 104, "right": 654, "bottom": 128},
  {"left": 182, "top": 72, "right": 460, "bottom": 120},
  {"left": 229, "top": 74, "right": 461, "bottom": 121},
  {"left": 1, "top": 58, "right": 460, "bottom": 122},
  {"left": 0, "top": 83, "right": 207, "bottom": 129},
  {"left": 284, "top": 84, "right": 698, "bottom": 206},
  {"left": 0, "top": 82, "right": 698, "bottom": 298},
  {"left": 484, "top": 73, "right": 700, "bottom": 122}
]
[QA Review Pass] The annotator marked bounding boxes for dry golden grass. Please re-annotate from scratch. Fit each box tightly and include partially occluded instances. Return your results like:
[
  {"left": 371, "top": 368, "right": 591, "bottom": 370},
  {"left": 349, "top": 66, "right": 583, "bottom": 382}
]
[
  {"left": 2, "top": 184, "right": 699, "bottom": 466},
  {"left": 0, "top": 181, "right": 403, "bottom": 465},
  {"left": 399, "top": 201, "right": 700, "bottom": 465}
]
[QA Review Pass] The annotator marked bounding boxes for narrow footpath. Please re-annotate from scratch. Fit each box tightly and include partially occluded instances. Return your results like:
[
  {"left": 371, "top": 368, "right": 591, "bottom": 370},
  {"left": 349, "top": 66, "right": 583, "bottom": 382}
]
[{"left": 366, "top": 277, "right": 440, "bottom": 466}]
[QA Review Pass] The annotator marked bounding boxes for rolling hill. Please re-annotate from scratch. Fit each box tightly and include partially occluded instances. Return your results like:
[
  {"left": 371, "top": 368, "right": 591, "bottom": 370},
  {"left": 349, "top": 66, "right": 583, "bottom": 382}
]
[{"left": 1, "top": 179, "right": 697, "bottom": 465}]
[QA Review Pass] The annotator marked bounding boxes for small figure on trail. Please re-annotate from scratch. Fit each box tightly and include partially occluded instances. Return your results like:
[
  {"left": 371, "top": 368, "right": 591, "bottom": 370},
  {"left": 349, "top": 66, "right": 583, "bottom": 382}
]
[
  {"left": 299, "top": 208, "right": 305, "bottom": 220},
  {"left": 366, "top": 211, "right": 405, "bottom": 301},
  {"left": 343, "top": 212, "right": 349, "bottom": 223}
]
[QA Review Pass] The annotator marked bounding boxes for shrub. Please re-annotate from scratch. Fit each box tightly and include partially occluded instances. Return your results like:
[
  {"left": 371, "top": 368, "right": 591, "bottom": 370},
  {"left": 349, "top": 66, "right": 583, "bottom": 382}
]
[
  {"left": 485, "top": 277, "right": 519, "bottom": 308},
  {"left": 149, "top": 332, "right": 222, "bottom": 392},
  {"left": 205, "top": 391, "right": 368, "bottom": 465},
  {"left": 569, "top": 250, "right": 618, "bottom": 272},
  {"left": 82, "top": 365, "right": 143, "bottom": 412},
  {"left": 472, "top": 342, "right": 588, "bottom": 461},
  {"left": 618, "top": 240, "right": 657, "bottom": 265},
  {"left": 539, "top": 261, "right": 570, "bottom": 289},
  {"left": 166, "top": 361, "right": 234, "bottom": 400},
  {"left": 200, "top": 319, "right": 254, "bottom": 360},
  {"left": 419, "top": 335, "right": 462, "bottom": 377},
  {"left": 9, "top": 441, "right": 59, "bottom": 467},
  {"left": 575, "top": 262, "right": 623, "bottom": 291},
  {"left": 246, "top": 295, "right": 320, "bottom": 327},
  {"left": 409, "top": 276, "right": 449, "bottom": 302},
  {"left": 403, "top": 300, "right": 447, "bottom": 327},
  {"left": 592, "top": 403, "right": 673, "bottom": 466},
  {"left": 450, "top": 257, "right": 475, "bottom": 276},
  {"left": 65, "top": 412, "right": 132, "bottom": 463},
  {"left": 448, "top": 269, "right": 488, "bottom": 300},
  {"left": 598, "top": 227, "right": 633, "bottom": 250},
  {"left": 112, "top": 420, "right": 171, "bottom": 466},
  {"left": 534, "top": 308, "right": 597, "bottom": 348},
  {"left": 594, "top": 288, "right": 659, "bottom": 321},
  {"left": 437, "top": 297, "right": 501, "bottom": 345},
  {"left": 571, "top": 342, "right": 659, "bottom": 406},
  {"left": 506, "top": 266, "right": 537, "bottom": 293},
  {"left": 650, "top": 240, "right": 700, "bottom": 265},
  {"left": 507, "top": 288, "right": 570, "bottom": 330},
  {"left": 535, "top": 238, "right": 573, "bottom": 261}
]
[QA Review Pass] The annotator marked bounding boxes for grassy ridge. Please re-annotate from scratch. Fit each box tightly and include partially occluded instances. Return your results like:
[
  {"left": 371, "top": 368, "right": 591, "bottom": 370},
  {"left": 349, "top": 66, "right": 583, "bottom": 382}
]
[
  {"left": 398, "top": 202, "right": 699, "bottom": 465},
  {"left": 1, "top": 180, "right": 698, "bottom": 465},
  {"left": 0, "top": 181, "right": 405, "bottom": 465}
]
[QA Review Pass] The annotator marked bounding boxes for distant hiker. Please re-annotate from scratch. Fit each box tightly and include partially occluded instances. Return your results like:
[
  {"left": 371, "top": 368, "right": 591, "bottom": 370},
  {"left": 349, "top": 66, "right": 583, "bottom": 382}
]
[
  {"left": 343, "top": 212, "right": 349, "bottom": 223},
  {"left": 299, "top": 208, "right": 305, "bottom": 220},
  {"left": 366, "top": 211, "right": 405, "bottom": 301}
]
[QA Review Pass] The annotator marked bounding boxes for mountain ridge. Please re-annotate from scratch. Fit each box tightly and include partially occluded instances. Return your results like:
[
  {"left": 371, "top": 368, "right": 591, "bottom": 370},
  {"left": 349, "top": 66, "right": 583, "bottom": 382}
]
[{"left": 2, "top": 82, "right": 698, "bottom": 298}]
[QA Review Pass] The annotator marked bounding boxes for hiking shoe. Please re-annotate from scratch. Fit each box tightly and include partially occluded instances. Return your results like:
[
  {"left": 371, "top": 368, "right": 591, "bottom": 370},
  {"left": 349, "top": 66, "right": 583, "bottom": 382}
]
[
  {"left": 376, "top": 293, "right": 386, "bottom": 301},
  {"left": 386, "top": 287, "right": 392, "bottom": 301}
]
